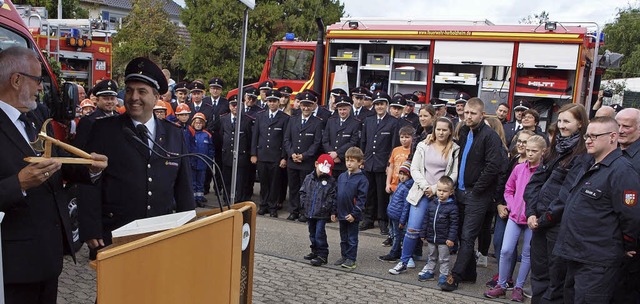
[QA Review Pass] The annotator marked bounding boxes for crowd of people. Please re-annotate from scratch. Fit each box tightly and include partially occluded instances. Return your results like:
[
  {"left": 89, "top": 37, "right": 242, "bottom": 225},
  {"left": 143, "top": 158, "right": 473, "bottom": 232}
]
[{"left": 1, "top": 42, "right": 639, "bottom": 303}]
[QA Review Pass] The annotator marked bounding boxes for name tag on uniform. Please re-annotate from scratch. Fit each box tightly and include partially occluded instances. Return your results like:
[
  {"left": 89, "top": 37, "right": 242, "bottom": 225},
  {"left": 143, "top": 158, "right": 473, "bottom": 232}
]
[
  {"left": 342, "top": 134, "right": 351, "bottom": 137},
  {"left": 305, "top": 133, "right": 314, "bottom": 136},
  {"left": 580, "top": 187, "right": 602, "bottom": 199},
  {"left": 381, "top": 132, "right": 391, "bottom": 135},
  {"left": 165, "top": 161, "right": 179, "bottom": 167},
  {"left": 204, "top": 140, "right": 210, "bottom": 143},
  {"left": 274, "top": 128, "right": 282, "bottom": 131}
]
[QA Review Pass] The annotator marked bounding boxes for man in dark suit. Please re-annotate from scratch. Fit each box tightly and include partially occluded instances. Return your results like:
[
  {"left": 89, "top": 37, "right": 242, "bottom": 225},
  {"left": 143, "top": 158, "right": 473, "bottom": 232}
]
[
  {"left": 389, "top": 95, "right": 413, "bottom": 129},
  {"left": 251, "top": 89, "right": 289, "bottom": 217},
  {"left": 79, "top": 57, "right": 195, "bottom": 256},
  {"left": 283, "top": 92, "right": 323, "bottom": 222},
  {"left": 504, "top": 100, "right": 531, "bottom": 145},
  {"left": 242, "top": 86, "right": 262, "bottom": 117},
  {"left": 202, "top": 77, "right": 229, "bottom": 118},
  {"left": 322, "top": 95, "right": 361, "bottom": 178},
  {"left": 402, "top": 93, "right": 420, "bottom": 130},
  {"left": 0, "top": 46, "right": 107, "bottom": 304},
  {"left": 351, "top": 87, "right": 373, "bottom": 122},
  {"left": 187, "top": 81, "right": 215, "bottom": 128},
  {"left": 360, "top": 91, "right": 398, "bottom": 233},
  {"left": 217, "top": 95, "right": 254, "bottom": 203},
  {"left": 73, "top": 79, "right": 119, "bottom": 148},
  {"left": 258, "top": 80, "right": 277, "bottom": 109}
]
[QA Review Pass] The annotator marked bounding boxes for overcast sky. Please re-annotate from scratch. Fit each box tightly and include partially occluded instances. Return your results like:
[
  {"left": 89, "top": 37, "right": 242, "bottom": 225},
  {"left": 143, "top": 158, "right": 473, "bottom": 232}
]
[
  {"left": 175, "top": 0, "right": 637, "bottom": 28},
  {"left": 339, "top": 0, "right": 636, "bottom": 26}
]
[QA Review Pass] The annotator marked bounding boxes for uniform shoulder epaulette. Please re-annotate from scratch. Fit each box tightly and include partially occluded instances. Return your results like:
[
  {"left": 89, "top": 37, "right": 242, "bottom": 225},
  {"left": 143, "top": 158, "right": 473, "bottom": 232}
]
[
  {"left": 220, "top": 112, "right": 230, "bottom": 118},
  {"left": 256, "top": 109, "right": 267, "bottom": 114}
]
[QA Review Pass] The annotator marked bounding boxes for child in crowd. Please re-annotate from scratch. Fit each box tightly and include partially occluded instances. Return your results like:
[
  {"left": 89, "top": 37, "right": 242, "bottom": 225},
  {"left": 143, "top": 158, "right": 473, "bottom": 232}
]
[
  {"left": 418, "top": 176, "right": 458, "bottom": 286},
  {"left": 484, "top": 135, "right": 547, "bottom": 302},
  {"left": 190, "top": 113, "right": 214, "bottom": 207},
  {"left": 379, "top": 161, "right": 414, "bottom": 262},
  {"left": 301, "top": 154, "right": 337, "bottom": 266},
  {"left": 383, "top": 126, "right": 415, "bottom": 246},
  {"left": 332, "top": 147, "right": 368, "bottom": 269}
]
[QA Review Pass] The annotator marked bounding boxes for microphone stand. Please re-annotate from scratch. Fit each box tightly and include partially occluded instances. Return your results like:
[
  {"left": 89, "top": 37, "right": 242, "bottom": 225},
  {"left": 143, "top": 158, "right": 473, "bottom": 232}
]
[{"left": 125, "top": 127, "right": 229, "bottom": 213}]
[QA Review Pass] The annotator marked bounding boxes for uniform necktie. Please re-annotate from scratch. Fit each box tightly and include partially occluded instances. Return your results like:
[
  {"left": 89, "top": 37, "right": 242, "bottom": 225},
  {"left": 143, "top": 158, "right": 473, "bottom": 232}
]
[
  {"left": 302, "top": 118, "right": 307, "bottom": 126},
  {"left": 355, "top": 109, "right": 359, "bottom": 116},
  {"left": 377, "top": 118, "right": 381, "bottom": 125},
  {"left": 18, "top": 113, "right": 36, "bottom": 142},
  {"left": 232, "top": 117, "right": 236, "bottom": 125},
  {"left": 340, "top": 120, "right": 344, "bottom": 127},
  {"left": 270, "top": 113, "right": 274, "bottom": 120},
  {"left": 195, "top": 105, "right": 200, "bottom": 112}
]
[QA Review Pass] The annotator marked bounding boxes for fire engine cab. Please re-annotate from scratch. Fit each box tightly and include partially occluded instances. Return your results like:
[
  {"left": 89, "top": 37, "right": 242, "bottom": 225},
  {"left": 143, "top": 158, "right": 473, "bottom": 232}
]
[
  {"left": 17, "top": 5, "right": 113, "bottom": 87},
  {"left": 244, "top": 18, "right": 606, "bottom": 129}
]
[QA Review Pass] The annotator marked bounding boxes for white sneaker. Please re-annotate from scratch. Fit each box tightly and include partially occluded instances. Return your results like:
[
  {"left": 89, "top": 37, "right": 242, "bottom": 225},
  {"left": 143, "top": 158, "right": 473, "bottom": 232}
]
[
  {"left": 477, "top": 254, "right": 488, "bottom": 268},
  {"left": 418, "top": 264, "right": 430, "bottom": 276},
  {"left": 407, "top": 257, "right": 416, "bottom": 268},
  {"left": 388, "top": 262, "right": 407, "bottom": 275}
]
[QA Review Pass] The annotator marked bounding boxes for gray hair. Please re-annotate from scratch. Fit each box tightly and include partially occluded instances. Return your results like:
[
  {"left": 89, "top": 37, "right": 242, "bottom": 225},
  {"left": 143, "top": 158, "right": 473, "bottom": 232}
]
[{"left": 0, "top": 47, "right": 40, "bottom": 89}]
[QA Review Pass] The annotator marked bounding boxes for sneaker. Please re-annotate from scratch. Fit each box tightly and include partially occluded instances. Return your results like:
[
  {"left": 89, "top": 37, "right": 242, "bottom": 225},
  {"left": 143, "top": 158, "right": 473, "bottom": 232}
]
[
  {"left": 382, "top": 237, "right": 393, "bottom": 247},
  {"left": 341, "top": 259, "right": 357, "bottom": 269},
  {"left": 486, "top": 273, "right": 499, "bottom": 288},
  {"left": 505, "top": 279, "right": 515, "bottom": 291},
  {"left": 418, "top": 265, "right": 430, "bottom": 276},
  {"left": 438, "top": 274, "right": 447, "bottom": 285},
  {"left": 378, "top": 254, "right": 399, "bottom": 262},
  {"left": 511, "top": 287, "right": 525, "bottom": 302},
  {"left": 407, "top": 258, "right": 416, "bottom": 269},
  {"left": 310, "top": 256, "right": 327, "bottom": 266},
  {"left": 418, "top": 271, "right": 435, "bottom": 281},
  {"left": 440, "top": 275, "right": 458, "bottom": 292},
  {"left": 477, "top": 254, "right": 488, "bottom": 267},
  {"left": 303, "top": 252, "right": 317, "bottom": 260},
  {"left": 333, "top": 257, "right": 346, "bottom": 266},
  {"left": 522, "top": 287, "right": 532, "bottom": 299},
  {"left": 388, "top": 262, "right": 407, "bottom": 275},
  {"left": 484, "top": 286, "right": 507, "bottom": 299}
]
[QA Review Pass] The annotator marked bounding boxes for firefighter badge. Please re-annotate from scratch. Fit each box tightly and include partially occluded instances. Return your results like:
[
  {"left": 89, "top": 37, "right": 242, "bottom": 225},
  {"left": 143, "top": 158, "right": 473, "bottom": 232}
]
[{"left": 624, "top": 190, "right": 637, "bottom": 207}]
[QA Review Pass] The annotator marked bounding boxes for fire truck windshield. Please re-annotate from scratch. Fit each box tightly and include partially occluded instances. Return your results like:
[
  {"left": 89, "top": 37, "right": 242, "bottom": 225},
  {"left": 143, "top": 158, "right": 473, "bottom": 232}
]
[
  {"left": 0, "top": 25, "right": 29, "bottom": 50},
  {"left": 269, "top": 48, "right": 313, "bottom": 81}
]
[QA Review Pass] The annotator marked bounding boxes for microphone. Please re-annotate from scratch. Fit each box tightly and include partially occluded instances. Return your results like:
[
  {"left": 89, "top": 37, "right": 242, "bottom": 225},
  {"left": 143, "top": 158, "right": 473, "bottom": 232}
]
[{"left": 123, "top": 126, "right": 230, "bottom": 212}]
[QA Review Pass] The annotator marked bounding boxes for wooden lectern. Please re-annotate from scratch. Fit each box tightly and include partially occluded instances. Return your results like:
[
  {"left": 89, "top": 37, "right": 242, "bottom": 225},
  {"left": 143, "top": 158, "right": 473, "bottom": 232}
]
[{"left": 94, "top": 202, "right": 256, "bottom": 304}]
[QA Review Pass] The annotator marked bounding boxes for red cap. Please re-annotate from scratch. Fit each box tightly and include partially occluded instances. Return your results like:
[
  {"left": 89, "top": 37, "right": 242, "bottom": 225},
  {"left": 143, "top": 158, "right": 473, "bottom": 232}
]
[{"left": 316, "top": 154, "right": 334, "bottom": 176}]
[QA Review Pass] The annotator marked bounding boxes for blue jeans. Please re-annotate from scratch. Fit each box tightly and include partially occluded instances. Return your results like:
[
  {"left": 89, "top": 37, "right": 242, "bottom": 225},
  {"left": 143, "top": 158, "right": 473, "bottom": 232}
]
[
  {"left": 388, "top": 219, "right": 404, "bottom": 257},
  {"left": 307, "top": 219, "right": 328, "bottom": 258},
  {"left": 192, "top": 169, "right": 206, "bottom": 196},
  {"left": 339, "top": 220, "right": 359, "bottom": 261},
  {"left": 400, "top": 196, "right": 430, "bottom": 264},
  {"left": 498, "top": 219, "right": 532, "bottom": 289}
]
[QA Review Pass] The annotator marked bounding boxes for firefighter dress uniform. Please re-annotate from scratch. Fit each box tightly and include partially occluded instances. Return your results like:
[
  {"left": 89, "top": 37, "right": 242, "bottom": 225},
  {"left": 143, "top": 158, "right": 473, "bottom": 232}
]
[
  {"left": 322, "top": 95, "right": 361, "bottom": 177},
  {"left": 78, "top": 57, "right": 196, "bottom": 252},
  {"left": 553, "top": 149, "right": 640, "bottom": 303}
]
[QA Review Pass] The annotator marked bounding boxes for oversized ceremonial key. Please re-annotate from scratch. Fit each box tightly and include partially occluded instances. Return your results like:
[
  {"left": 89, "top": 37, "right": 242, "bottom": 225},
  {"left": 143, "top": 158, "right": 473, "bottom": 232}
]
[{"left": 24, "top": 118, "right": 94, "bottom": 165}]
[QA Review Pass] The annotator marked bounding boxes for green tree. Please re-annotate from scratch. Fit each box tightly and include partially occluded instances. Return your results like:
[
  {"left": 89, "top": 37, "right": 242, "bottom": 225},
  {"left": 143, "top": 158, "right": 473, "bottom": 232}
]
[
  {"left": 179, "top": 0, "right": 344, "bottom": 87},
  {"left": 602, "top": 6, "right": 640, "bottom": 79},
  {"left": 112, "top": 0, "right": 180, "bottom": 83},
  {"left": 518, "top": 11, "right": 550, "bottom": 25},
  {"left": 14, "top": 0, "right": 88, "bottom": 18}
]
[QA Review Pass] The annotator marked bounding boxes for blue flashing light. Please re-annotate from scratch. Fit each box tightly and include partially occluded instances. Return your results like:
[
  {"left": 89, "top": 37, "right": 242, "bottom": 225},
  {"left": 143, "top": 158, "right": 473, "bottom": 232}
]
[{"left": 285, "top": 33, "right": 295, "bottom": 41}]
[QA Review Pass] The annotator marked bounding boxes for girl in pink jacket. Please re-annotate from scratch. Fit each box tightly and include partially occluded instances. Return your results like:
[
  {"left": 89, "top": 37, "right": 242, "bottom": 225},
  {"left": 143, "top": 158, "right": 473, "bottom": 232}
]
[{"left": 484, "top": 135, "right": 547, "bottom": 302}]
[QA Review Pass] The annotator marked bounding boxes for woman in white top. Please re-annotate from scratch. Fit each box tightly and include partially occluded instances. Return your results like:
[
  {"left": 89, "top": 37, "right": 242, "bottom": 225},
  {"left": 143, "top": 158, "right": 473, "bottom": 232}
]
[{"left": 389, "top": 117, "right": 460, "bottom": 275}]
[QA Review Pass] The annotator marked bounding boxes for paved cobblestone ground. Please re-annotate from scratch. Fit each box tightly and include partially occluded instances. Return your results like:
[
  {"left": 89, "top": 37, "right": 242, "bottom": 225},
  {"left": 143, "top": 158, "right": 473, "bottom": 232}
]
[{"left": 58, "top": 248, "right": 500, "bottom": 303}]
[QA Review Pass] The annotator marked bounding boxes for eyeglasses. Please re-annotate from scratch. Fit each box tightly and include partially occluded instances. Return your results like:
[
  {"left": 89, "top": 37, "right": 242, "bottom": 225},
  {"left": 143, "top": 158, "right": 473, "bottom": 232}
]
[
  {"left": 17, "top": 72, "right": 44, "bottom": 85},
  {"left": 517, "top": 140, "right": 528, "bottom": 145},
  {"left": 583, "top": 131, "right": 613, "bottom": 141}
]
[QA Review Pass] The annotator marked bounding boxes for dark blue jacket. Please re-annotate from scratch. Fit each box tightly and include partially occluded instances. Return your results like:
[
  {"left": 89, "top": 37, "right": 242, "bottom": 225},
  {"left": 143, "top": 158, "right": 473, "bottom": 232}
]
[
  {"left": 334, "top": 170, "right": 368, "bottom": 221},
  {"left": 284, "top": 115, "right": 323, "bottom": 171},
  {"left": 387, "top": 179, "right": 413, "bottom": 223},
  {"left": 300, "top": 171, "right": 336, "bottom": 220},
  {"left": 190, "top": 129, "right": 214, "bottom": 170},
  {"left": 360, "top": 114, "right": 399, "bottom": 172},
  {"left": 422, "top": 197, "right": 459, "bottom": 245}
]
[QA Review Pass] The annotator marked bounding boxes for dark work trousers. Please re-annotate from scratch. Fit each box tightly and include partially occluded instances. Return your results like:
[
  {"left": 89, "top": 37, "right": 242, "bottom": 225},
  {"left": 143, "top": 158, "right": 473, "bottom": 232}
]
[
  {"left": 5, "top": 277, "right": 58, "bottom": 304},
  {"left": 477, "top": 206, "right": 495, "bottom": 256},
  {"left": 452, "top": 189, "right": 491, "bottom": 282},
  {"left": 287, "top": 168, "right": 307, "bottom": 216},
  {"left": 277, "top": 167, "right": 288, "bottom": 208},
  {"left": 530, "top": 229, "right": 550, "bottom": 304},
  {"left": 364, "top": 170, "right": 389, "bottom": 228},
  {"left": 542, "top": 226, "right": 567, "bottom": 304},
  {"left": 243, "top": 163, "right": 257, "bottom": 202},
  {"left": 611, "top": 256, "right": 640, "bottom": 304},
  {"left": 222, "top": 164, "right": 248, "bottom": 203},
  {"left": 564, "top": 260, "right": 621, "bottom": 304},
  {"left": 257, "top": 161, "right": 282, "bottom": 212}
]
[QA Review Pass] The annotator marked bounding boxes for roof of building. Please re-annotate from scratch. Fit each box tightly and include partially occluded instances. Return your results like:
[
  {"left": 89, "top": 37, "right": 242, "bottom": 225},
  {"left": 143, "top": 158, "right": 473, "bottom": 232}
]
[{"left": 80, "top": 0, "right": 182, "bottom": 18}]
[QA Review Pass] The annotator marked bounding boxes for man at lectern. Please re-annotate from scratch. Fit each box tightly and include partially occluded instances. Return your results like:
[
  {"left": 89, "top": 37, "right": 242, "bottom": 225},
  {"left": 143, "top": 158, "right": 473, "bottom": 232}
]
[
  {"left": 79, "top": 57, "right": 196, "bottom": 259},
  {"left": 0, "top": 46, "right": 108, "bottom": 304}
]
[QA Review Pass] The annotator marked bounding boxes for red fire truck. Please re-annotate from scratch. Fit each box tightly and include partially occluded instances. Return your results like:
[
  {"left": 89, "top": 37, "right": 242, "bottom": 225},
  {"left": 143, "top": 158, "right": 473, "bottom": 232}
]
[
  {"left": 241, "top": 18, "right": 605, "bottom": 128},
  {"left": 17, "top": 5, "right": 113, "bottom": 87},
  {"left": 0, "top": 0, "right": 78, "bottom": 120}
]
